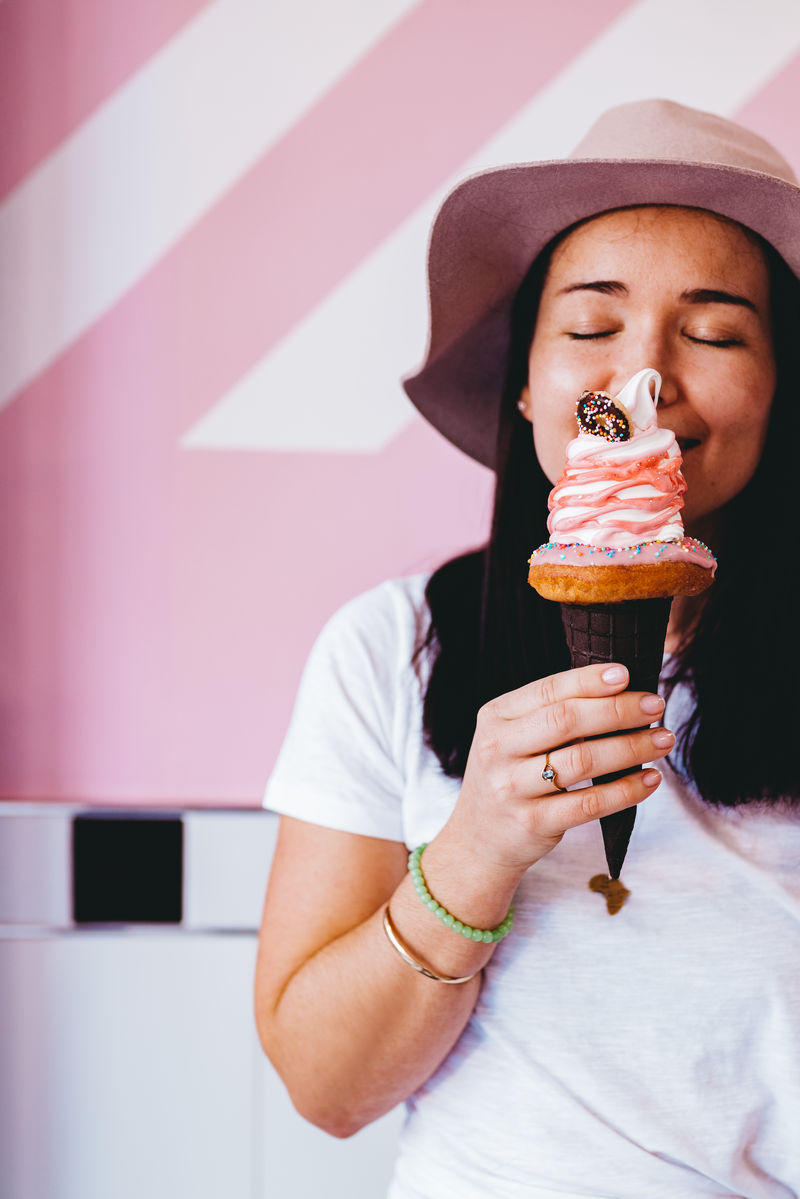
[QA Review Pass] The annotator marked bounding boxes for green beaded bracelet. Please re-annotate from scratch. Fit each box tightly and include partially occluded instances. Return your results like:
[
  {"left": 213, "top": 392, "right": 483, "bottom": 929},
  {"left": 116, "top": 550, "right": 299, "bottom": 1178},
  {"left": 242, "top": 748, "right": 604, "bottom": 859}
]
[{"left": 408, "top": 843, "right": 514, "bottom": 943}]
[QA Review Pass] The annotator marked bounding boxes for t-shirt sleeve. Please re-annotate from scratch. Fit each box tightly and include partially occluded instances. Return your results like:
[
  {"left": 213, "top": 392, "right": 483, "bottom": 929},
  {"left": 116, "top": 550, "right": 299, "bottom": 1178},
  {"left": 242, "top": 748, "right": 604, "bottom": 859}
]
[{"left": 263, "top": 579, "right": 426, "bottom": 841}]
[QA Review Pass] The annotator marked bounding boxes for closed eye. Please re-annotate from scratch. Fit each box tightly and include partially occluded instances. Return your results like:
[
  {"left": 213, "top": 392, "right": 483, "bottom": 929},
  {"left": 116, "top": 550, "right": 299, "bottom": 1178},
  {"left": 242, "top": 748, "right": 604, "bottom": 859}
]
[
  {"left": 685, "top": 335, "right": 743, "bottom": 348},
  {"left": 567, "top": 331, "right": 617, "bottom": 340}
]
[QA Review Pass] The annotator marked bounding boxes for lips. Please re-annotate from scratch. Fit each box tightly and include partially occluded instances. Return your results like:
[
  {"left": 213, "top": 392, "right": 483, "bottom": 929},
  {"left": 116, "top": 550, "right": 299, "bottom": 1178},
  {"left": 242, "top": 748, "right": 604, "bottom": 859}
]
[{"left": 677, "top": 436, "right": 702, "bottom": 453}]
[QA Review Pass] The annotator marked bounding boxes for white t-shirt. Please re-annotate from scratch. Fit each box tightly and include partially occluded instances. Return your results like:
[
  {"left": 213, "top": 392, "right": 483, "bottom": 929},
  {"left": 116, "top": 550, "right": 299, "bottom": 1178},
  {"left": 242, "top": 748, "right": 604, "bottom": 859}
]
[{"left": 264, "top": 576, "right": 800, "bottom": 1199}]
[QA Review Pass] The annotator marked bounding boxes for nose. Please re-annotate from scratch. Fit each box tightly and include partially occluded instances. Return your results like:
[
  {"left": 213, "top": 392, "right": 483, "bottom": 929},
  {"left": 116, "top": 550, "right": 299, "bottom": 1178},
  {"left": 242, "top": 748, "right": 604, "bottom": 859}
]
[
  {"left": 609, "top": 337, "right": 679, "bottom": 408},
  {"left": 653, "top": 370, "right": 679, "bottom": 407},
  {"left": 608, "top": 367, "right": 678, "bottom": 407}
]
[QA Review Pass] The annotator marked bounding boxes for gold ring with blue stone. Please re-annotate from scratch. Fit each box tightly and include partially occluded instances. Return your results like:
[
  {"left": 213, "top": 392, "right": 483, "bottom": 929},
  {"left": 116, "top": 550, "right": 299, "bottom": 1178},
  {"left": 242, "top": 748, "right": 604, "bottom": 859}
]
[{"left": 542, "top": 751, "right": 566, "bottom": 792}]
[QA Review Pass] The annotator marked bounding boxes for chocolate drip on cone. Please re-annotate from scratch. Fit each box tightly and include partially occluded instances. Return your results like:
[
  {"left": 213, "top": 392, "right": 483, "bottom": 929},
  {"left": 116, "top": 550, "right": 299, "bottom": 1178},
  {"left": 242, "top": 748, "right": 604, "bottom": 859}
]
[{"left": 559, "top": 598, "right": 672, "bottom": 887}]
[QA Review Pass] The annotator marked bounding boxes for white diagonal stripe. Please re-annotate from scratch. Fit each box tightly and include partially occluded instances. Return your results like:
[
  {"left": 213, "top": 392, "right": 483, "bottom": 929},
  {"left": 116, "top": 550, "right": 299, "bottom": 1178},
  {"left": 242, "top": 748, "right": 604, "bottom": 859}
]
[
  {"left": 471, "top": 0, "right": 800, "bottom": 168},
  {"left": 183, "top": 0, "right": 800, "bottom": 454},
  {"left": 0, "top": 0, "right": 419, "bottom": 409}
]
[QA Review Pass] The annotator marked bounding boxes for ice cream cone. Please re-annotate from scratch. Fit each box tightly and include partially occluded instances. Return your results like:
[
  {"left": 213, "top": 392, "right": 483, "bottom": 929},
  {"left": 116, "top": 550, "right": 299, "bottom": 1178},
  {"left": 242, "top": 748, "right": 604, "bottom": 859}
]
[
  {"left": 559, "top": 597, "right": 672, "bottom": 880},
  {"left": 528, "top": 369, "right": 715, "bottom": 908}
]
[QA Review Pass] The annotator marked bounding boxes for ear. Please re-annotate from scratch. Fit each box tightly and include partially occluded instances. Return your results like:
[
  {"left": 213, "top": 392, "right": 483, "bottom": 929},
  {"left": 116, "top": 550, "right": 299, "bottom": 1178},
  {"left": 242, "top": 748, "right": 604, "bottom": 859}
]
[{"left": 517, "top": 385, "right": 533, "bottom": 423}]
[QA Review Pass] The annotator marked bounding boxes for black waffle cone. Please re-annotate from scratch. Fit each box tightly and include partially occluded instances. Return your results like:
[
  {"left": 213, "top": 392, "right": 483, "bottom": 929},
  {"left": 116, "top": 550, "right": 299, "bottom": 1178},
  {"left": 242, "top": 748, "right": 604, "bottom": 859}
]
[{"left": 560, "top": 598, "right": 672, "bottom": 878}]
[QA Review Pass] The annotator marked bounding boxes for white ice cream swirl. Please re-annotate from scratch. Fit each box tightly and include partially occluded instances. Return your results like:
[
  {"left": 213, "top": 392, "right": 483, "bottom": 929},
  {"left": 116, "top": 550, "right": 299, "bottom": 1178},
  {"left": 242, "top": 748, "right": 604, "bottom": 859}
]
[{"left": 548, "top": 368, "right": 685, "bottom": 549}]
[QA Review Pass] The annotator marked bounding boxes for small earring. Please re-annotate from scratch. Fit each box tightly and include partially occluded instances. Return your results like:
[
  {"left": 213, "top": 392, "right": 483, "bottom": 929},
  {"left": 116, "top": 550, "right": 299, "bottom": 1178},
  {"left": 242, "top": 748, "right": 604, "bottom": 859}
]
[{"left": 517, "top": 398, "right": 528, "bottom": 414}]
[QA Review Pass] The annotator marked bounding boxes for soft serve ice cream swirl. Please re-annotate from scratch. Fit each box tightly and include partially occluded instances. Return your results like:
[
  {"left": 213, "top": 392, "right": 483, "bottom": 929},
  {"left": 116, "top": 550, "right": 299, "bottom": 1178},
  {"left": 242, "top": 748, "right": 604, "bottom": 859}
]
[
  {"left": 548, "top": 368, "right": 685, "bottom": 549},
  {"left": 528, "top": 369, "right": 716, "bottom": 605}
]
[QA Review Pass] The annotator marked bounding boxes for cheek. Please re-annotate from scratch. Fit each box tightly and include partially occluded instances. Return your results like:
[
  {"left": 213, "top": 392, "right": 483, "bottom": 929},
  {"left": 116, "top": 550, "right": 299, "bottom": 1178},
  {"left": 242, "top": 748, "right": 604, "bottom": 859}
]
[
  {"left": 526, "top": 329, "right": 589, "bottom": 483},
  {"left": 693, "top": 386, "right": 774, "bottom": 507},
  {"left": 532, "top": 424, "right": 565, "bottom": 486},
  {"left": 711, "top": 379, "right": 773, "bottom": 463},
  {"left": 727, "top": 419, "right": 771, "bottom": 492},
  {"left": 529, "top": 389, "right": 574, "bottom": 484}
]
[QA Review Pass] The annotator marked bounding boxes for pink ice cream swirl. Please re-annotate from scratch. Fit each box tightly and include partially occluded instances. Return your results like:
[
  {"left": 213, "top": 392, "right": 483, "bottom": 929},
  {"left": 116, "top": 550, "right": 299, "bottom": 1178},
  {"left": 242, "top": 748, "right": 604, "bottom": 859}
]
[{"left": 548, "top": 369, "right": 686, "bottom": 551}]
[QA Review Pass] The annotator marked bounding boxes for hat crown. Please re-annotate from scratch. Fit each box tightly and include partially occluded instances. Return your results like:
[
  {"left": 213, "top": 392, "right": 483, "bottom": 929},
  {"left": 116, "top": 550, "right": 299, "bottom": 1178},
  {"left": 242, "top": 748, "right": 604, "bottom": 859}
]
[{"left": 571, "top": 98, "right": 798, "bottom": 185}]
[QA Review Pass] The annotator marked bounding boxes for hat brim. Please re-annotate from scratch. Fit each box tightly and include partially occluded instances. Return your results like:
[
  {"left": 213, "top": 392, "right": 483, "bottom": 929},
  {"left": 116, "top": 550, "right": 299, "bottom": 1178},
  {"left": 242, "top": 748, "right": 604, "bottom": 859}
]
[{"left": 403, "top": 158, "right": 800, "bottom": 469}]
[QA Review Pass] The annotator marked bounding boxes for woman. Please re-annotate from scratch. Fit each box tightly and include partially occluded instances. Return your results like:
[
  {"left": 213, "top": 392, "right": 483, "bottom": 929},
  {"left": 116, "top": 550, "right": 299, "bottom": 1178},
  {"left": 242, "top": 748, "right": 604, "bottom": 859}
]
[{"left": 254, "top": 100, "right": 800, "bottom": 1196}]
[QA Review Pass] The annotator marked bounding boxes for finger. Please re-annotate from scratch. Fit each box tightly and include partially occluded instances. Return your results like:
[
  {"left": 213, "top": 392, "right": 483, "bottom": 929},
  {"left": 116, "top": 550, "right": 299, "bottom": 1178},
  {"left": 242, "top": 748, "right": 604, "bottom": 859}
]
[
  {"left": 532, "top": 766, "right": 663, "bottom": 840},
  {"left": 490, "top": 663, "right": 631, "bottom": 721},
  {"left": 517, "top": 726, "right": 674, "bottom": 797},
  {"left": 502, "top": 690, "right": 666, "bottom": 758}
]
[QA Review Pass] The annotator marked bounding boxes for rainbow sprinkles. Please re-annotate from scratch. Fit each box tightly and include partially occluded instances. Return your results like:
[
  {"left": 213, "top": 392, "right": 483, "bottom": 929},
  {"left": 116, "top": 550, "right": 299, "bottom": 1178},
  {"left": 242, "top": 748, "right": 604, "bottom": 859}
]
[{"left": 529, "top": 536, "right": 717, "bottom": 571}]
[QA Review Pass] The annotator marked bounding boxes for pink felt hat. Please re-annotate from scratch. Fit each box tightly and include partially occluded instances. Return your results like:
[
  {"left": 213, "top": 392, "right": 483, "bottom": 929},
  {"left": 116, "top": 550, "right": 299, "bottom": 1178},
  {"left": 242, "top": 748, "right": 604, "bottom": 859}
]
[{"left": 402, "top": 98, "right": 800, "bottom": 469}]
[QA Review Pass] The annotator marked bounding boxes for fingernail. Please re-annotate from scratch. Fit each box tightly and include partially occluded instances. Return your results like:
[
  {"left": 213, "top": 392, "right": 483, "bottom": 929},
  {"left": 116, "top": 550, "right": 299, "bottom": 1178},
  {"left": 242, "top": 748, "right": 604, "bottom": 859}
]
[
  {"left": 642, "top": 768, "right": 662, "bottom": 787},
  {"left": 651, "top": 729, "right": 674, "bottom": 749},
  {"left": 640, "top": 694, "right": 665, "bottom": 715},
  {"left": 601, "top": 665, "right": 627, "bottom": 685}
]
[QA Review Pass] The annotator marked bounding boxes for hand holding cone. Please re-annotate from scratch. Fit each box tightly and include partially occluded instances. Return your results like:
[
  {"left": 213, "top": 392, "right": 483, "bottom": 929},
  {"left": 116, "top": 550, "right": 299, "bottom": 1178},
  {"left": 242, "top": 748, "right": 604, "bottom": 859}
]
[{"left": 528, "top": 370, "right": 715, "bottom": 907}]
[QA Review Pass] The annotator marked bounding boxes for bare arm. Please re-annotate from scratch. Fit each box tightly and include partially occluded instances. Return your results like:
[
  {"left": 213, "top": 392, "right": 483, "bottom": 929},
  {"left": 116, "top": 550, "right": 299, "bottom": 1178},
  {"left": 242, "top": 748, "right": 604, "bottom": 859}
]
[
  {"left": 254, "top": 663, "right": 672, "bottom": 1137},
  {"left": 254, "top": 818, "right": 507, "bottom": 1137}
]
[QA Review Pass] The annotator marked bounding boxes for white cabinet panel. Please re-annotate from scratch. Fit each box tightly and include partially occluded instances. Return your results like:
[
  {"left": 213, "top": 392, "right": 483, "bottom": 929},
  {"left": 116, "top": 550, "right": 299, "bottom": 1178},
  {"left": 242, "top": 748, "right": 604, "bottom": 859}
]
[
  {"left": 0, "top": 934, "right": 258, "bottom": 1199},
  {"left": 0, "top": 807, "right": 71, "bottom": 926},
  {"left": 254, "top": 1053, "right": 403, "bottom": 1198},
  {"left": 0, "top": 806, "right": 402, "bottom": 1198}
]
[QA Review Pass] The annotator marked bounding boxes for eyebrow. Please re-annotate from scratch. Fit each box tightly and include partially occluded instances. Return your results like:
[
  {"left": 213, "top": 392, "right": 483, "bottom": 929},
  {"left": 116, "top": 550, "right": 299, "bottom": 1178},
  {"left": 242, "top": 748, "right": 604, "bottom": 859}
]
[
  {"left": 558, "top": 281, "right": 626, "bottom": 297},
  {"left": 558, "top": 281, "right": 759, "bottom": 313},
  {"left": 680, "top": 287, "right": 758, "bottom": 313}
]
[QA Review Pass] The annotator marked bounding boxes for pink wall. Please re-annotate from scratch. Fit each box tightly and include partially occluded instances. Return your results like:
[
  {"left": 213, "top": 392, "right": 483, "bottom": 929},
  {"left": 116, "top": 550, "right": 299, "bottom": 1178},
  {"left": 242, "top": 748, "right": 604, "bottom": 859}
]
[{"left": 1, "top": 0, "right": 799, "bottom": 806}]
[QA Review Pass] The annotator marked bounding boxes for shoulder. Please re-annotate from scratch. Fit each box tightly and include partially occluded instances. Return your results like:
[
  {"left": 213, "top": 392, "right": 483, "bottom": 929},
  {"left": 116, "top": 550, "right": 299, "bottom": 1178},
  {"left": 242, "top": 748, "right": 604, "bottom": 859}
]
[
  {"left": 285, "top": 574, "right": 434, "bottom": 741},
  {"left": 314, "top": 574, "right": 431, "bottom": 673},
  {"left": 263, "top": 576, "right": 432, "bottom": 837},
  {"left": 328, "top": 573, "right": 429, "bottom": 628}
]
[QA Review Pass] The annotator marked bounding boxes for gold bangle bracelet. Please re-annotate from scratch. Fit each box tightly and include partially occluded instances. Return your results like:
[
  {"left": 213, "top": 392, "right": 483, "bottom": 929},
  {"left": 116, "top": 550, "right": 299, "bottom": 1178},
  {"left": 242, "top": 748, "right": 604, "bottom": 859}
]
[{"left": 382, "top": 905, "right": 481, "bottom": 985}]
